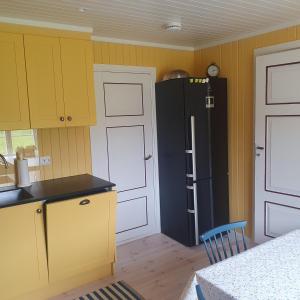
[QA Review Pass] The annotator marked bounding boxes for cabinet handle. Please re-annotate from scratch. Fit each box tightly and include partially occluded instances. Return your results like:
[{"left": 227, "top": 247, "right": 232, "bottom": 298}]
[
  {"left": 79, "top": 199, "right": 90, "bottom": 205},
  {"left": 36, "top": 208, "right": 42, "bottom": 214},
  {"left": 60, "top": 116, "right": 65, "bottom": 121},
  {"left": 67, "top": 116, "right": 72, "bottom": 121}
]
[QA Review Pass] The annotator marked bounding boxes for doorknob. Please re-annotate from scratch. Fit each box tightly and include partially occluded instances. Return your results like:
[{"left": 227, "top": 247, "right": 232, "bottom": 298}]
[
  {"left": 256, "top": 145, "right": 264, "bottom": 157},
  {"left": 145, "top": 154, "right": 152, "bottom": 161}
]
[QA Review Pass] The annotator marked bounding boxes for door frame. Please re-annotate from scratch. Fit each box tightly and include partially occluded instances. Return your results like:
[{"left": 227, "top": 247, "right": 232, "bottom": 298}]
[
  {"left": 253, "top": 41, "right": 300, "bottom": 240},
  {"left": 92, "top": 64, "right": 161, "bottom": 243}
]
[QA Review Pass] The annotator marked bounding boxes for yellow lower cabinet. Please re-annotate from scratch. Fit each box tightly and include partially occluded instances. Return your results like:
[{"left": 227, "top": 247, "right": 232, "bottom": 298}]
[
  {"left": 46, "top": 191, "right": 116, "bottom": 282},
  {"left": 0, "top": 202, "right": 48, "bottom": 300}
]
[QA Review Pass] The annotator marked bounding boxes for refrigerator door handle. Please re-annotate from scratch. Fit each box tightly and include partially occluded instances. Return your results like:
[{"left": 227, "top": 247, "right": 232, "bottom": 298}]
[
  {"left": 191, "top": 116, "right": 197, "bottom": 181},
  {"left": 190, "top": 115, "right": 199, "bottom": 245},
  {"left": 192, "top": 182, "right": 199, "bottom": 245}
]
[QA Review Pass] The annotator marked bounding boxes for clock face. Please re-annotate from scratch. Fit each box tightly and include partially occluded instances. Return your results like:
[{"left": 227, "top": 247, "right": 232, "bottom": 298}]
[{"left": 207, "top": 64, "right": 219, "bottom": 77}]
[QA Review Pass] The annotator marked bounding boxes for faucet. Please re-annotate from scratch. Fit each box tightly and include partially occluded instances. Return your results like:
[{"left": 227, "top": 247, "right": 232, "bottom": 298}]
[{"left": 0, "top": 154, "right": 9, "bottom": 169}]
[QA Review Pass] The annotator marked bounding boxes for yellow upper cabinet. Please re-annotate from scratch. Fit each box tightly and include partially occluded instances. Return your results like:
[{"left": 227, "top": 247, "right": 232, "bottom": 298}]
[
  {"left": 0, "top": 23, "right": 96, "bottom": 130},
  {"left": 24, "top": 36, "right": 96, "bottom": 128},
  {"left": 0, "top": 32, "right": 30, "bottom": 130},
  {"left": 60, "top": 38, "right": 96, "bottom": 127},
  {"left": 24, "top": 35, "right": 65, "bottom": 128}
]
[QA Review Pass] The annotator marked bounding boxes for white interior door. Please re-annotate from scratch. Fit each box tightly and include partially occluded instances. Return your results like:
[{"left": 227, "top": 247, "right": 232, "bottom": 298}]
[
  {"left": 255, "top": 48, "right": 300, "bottom": 243},
  {"left": 91, "top": 65, "right": 160, "bottom": 244}
]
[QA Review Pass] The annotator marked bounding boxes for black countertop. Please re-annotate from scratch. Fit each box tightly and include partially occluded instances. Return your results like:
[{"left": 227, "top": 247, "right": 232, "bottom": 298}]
[{"left": 0, "top": 174, "right": 115, "bottom": 209}]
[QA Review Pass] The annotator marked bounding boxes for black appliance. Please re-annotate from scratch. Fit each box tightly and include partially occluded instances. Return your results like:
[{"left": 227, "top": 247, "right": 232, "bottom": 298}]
[{"left": 155, "top": 77, "right": 229, "bottom": 246}]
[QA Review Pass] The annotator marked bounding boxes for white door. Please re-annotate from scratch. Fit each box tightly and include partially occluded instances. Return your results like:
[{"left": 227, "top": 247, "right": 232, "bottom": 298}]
[
  {"left": 255, "top": 48, "right": 300, "bottom": 243},
  {"left": 91, "top": 65, "right": 160, "bottom": 244}
]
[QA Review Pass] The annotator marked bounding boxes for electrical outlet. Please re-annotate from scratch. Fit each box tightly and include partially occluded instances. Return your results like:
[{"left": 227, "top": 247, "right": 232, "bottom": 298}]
[{"left": 40, "top": 156, "right": 51, "bottom": 166}]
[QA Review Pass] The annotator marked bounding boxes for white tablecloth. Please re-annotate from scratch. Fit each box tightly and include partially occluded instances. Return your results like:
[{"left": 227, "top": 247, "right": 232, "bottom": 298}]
[{"left": 181, "top": 230, "right": 300, "bottom": 300}]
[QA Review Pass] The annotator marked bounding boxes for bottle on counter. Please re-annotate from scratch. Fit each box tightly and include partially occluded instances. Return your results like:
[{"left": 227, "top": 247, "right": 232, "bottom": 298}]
[{"left": 14, "top": 147, "right": 31, "bottom": 188}]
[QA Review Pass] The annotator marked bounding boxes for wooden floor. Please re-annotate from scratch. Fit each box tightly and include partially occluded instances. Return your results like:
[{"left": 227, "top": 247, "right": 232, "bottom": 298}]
[{"left": 51, "top": 234, "right": 211, "bottom": 300}]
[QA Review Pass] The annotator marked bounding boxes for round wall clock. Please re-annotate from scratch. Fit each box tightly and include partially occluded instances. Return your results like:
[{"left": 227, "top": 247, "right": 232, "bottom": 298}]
[{"left": 207, "top": 63, "right": 220, "bottom": 77}]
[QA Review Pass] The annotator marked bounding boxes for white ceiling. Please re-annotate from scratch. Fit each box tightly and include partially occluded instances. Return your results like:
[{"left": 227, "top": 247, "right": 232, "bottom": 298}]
[{"left": 1, "top": 0, "right": 300, "bottom": 48}]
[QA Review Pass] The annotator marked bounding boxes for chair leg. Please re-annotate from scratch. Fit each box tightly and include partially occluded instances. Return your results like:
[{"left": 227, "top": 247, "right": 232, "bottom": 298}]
[{"left": 195, "top": 284, "right": 205, "bottom": 300}]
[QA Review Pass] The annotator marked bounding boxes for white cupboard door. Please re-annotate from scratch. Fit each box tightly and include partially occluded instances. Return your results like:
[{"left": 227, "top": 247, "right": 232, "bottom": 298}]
[
  {"left": 255, "top": 48, "right": 300, "bottom": 243},
  {"left": 91, "top": 66, "right": 159, "bottom": 244}
]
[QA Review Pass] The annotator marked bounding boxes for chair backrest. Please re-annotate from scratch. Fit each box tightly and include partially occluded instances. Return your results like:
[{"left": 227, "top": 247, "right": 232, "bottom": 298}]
[{"left": 200, "top": 221, "right": 247, "bottom": 265}]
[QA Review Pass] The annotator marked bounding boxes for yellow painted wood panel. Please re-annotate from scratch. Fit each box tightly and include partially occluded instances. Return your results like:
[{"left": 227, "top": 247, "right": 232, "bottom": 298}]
[
  {"left": 93, "top": 41, "right": 195, "bottom": 80},
  {"left": 46, "top": 191, "right": 116, "bottom": 282},
  {"left": 24, "top": 35, "right": 65, "bottom": 128},
  {"left": 0, "top": 32, "right": 30, "bottom": 130},
  {"left": 0, "top": 202, "right": 48, "bottom": 299},
  {"left": 60, "top": 38, "right": 96, "bottom": 126}
]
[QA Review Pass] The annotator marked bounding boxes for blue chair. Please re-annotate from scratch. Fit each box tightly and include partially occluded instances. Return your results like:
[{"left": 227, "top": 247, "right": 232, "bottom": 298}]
[{"left": 200, "top": 221, "right": 248, "bottom": 265}]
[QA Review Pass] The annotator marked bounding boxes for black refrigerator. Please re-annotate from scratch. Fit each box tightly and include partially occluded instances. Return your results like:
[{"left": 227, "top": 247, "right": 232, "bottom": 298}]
[{"left": 155, "top": 77, "right": 229, "bottom": 247}]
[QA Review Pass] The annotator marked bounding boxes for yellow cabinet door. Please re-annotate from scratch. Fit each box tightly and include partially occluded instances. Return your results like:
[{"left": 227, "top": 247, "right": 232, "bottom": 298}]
[
  {"left": 24, "top": 35, "right": 65, "bottom": 128},
  {"left": 60, "top": 38, "right": 96, "bottom": 127},
  {"left": 0, "top": 32, "right": 30, "bottom": 130},
  {"left": 0, "top": 202, "right": 48, "bottom": 300},
  {"left": 46, "top": 191, "right": 116, "bottom": 282}
]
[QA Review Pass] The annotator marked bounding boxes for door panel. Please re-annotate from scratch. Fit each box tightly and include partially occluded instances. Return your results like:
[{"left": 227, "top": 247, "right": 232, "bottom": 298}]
[
  {"left": 266, "top": 116, "right": 300, "bottom": 196},
  {"left": 60, "top": 39, "right": 96, "bottom": 126},
  {"left": 46, "top": 192, "right": 116, "bottom": 282},
  {"left": 265, "top": 202, "right": 300, "bottom": 238},
  {"left": 0, "top": 32, "right": 29, "bottom": 129},
  {"left": 104, "top": 83, "right": 144, "bottom": 116},
  {"left": 25, "top": 35, "right": 65, "bottom": 128},
  {"left": 0, "top": 202, "right": 48, "bottom": 299},
  {"left": 267, "top": 62, "right": 300, "bottom": 104},
  {"left": 116, "top": 197, "right": 147, "bottom": 233},
  {"left": 107, "top": 125, "right": 146, "bottom": 191},
  {"left": 91, "top": 68, "right": 158, "bottom": 244},
  {"left": 255, "top": 48, "right": 300, "bottom": 243}
]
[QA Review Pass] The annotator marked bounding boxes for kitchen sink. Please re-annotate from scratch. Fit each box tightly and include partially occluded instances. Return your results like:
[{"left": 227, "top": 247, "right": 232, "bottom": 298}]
[{"left": 0, "top": 188, "right": 33, "bottom": 206}]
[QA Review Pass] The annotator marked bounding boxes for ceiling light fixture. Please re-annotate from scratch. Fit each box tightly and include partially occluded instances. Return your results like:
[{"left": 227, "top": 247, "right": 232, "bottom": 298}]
[{"left": 163, "top": 22, "right": 182, "bottom": 32}]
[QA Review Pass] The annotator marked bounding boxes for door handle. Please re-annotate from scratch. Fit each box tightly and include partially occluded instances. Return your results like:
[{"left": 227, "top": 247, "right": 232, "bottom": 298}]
[
  {"left": 79, "top": 199, "right": 90, "bottom": 205},
  {"left": 256, "top": 146, "right": 264, "bottom": 150},
  {"left": 145, "top": 154, "right": 152, "bottom": 161}
]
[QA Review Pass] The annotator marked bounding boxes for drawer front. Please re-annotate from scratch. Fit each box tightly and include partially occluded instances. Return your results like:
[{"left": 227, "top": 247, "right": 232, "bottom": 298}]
[{"left": 46, "top": 191, "right": 116, "bottom": 282}]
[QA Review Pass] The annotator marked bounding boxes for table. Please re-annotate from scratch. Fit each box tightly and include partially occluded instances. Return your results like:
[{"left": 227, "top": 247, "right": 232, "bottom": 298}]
[{"left": 181, "top": 230, "right": 300, "bottom": 300}]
